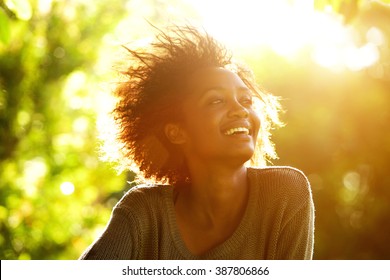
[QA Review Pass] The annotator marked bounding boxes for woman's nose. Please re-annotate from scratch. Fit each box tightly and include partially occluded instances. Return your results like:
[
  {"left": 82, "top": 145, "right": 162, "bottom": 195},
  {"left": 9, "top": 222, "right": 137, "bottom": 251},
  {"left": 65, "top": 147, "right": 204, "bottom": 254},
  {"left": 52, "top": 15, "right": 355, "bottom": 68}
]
[{"left": 228, "top": 100, "right": 249, "bottom": 119}]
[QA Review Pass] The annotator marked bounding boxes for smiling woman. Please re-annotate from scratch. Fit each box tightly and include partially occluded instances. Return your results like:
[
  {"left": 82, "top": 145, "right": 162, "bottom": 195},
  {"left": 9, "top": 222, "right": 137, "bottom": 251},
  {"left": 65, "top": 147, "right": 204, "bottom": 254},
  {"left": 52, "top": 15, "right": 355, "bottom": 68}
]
[
  {"left": 79, "top": 25, "right": 315, "bottom": 260},
  {"left": 174, "top": 67, "right": 261, "bottom": 170}
]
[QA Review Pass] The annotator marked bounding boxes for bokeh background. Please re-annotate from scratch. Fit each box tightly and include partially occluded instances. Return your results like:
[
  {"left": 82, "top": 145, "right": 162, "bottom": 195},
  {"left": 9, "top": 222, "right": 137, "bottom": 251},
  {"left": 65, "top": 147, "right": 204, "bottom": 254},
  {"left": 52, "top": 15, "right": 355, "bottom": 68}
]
[{"left": 1, "top": 0, "right": 390, "bottom": 260}]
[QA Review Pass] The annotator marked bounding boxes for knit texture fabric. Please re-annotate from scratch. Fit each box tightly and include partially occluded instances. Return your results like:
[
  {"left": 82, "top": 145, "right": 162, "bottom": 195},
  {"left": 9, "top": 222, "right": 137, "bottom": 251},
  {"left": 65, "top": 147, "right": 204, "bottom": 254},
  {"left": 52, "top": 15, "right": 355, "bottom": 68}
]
[{"left": 80, "top": 166, "right": 315, "bottom": 260}]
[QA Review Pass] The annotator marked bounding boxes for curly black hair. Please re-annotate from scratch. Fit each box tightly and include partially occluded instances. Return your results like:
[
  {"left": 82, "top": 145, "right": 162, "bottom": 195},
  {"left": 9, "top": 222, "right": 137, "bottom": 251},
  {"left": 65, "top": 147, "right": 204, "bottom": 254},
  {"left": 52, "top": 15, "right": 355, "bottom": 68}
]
[{"left": 107, "top": 25, "right": 282, "bottom": 185}]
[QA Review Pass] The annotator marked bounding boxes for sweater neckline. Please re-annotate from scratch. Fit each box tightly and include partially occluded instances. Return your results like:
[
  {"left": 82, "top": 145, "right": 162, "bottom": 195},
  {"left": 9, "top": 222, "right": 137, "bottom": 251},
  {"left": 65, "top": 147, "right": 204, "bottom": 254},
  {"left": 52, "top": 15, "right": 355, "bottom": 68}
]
[{"left": 163, "top": 167, "right": 259, "bottom": 259}]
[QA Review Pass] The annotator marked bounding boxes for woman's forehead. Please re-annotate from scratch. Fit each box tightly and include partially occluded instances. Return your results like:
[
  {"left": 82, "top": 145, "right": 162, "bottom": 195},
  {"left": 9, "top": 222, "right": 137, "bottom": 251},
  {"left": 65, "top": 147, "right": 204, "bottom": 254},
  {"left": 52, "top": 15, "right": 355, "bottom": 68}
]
[{"left": 186, "top": 67, "right": 248, "bottom": 91}]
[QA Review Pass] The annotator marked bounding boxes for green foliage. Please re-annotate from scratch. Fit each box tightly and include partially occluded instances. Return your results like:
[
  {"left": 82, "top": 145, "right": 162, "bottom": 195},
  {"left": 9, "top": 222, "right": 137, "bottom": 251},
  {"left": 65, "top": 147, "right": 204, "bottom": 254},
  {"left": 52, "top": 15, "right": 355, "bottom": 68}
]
[
  {"left": 0, "top": 9, "right": 10, "bottom": 44},
  {"left": 251, "top": 2, "right": 390, "bottom": 259},
  {"left": 5, "top": 0, "right": 32, "bottom": 20},
  {"left": 0, "top": 0, "right": 130, "bottom": 259}
]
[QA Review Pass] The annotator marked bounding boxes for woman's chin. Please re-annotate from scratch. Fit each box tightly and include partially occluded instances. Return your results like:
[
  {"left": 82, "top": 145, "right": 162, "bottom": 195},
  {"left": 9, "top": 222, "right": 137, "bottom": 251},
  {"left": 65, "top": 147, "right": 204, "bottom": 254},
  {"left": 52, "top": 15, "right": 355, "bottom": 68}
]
[{"left": 221, "top": 150, "right": 255, "bottom": 166}]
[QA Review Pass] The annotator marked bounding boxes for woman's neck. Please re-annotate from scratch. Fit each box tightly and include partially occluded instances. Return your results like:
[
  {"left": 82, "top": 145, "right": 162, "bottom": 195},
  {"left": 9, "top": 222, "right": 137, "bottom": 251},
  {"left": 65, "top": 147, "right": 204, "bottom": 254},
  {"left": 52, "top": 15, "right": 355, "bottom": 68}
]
[{"left": 176, "top": 164, "right": 249, "bottom": 226}]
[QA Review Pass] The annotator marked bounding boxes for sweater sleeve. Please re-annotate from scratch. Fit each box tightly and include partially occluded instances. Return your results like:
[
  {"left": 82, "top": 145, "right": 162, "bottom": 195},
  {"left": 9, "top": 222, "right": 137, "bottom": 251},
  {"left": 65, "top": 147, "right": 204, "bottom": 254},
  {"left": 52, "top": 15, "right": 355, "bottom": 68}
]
[
  {"left": 79, "top": 206, "right": 139, "bottom": 260},
  {"left": 275, "top": 198, "right": 315, "bottom": 260},
  {"left": 263, "top": 167, "right": 315, "bottom": 260}
]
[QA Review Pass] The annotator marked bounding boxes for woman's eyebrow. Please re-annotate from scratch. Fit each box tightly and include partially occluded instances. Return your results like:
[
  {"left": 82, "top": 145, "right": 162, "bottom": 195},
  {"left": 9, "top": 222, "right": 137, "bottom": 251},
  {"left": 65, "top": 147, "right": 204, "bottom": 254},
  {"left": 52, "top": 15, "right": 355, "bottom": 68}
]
[
  {"left": 201, "top": 86, "right": 225, "bottom": 94},
  {"left": 201, "top": 86, "right": 251, "bottom": 94}
]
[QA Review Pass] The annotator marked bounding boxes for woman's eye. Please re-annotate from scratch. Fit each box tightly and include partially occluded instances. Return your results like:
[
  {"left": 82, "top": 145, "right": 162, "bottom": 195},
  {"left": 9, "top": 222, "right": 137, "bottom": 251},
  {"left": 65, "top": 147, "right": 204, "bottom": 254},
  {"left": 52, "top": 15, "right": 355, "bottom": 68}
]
[
  {"left": 241, "top": 97, "right": 253, "bottom": 106},
  {"left": 209, "top": 98, "right": 224, "bottom": 105}
]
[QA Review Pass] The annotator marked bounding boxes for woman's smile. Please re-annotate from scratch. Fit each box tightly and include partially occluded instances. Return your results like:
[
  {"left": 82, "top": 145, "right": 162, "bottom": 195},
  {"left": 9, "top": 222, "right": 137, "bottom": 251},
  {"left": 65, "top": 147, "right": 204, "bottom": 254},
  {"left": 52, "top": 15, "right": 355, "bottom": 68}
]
[{"left": 224, "top": 127, "right": 250, "bottom": 136}]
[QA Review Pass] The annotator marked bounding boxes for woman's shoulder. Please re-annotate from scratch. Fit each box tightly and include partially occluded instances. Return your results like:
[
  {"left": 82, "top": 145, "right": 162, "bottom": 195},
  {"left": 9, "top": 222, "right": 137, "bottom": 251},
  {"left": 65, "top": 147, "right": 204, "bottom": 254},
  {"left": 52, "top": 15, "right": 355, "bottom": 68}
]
[
  {"left": 115, "top": 183, "right": 172, "bottom": 211},
  {"left": 249, "top": 166, "right": 309, "bottom": 184},
  {"left": 248, "top": 166, "right": 312, "bottom": 201}
]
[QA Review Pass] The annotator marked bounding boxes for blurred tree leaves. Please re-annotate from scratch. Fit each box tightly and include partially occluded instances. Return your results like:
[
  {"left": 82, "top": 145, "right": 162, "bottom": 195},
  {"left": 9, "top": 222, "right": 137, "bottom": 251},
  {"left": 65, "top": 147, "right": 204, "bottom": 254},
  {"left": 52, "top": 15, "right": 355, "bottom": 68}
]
[
  {"left": 0, "top": 8, "right": 11, "bottom": 44},
  {"left": 266, "top": 0, "right": 390, "bottom": 259},
  {"left": 314, "top": 0, "right": 361, "bottom": 22},
  {"left": 0, "top": 0, "right": 131, "bottom": 259},
  {"left": 5, "top": 0, "right": 32, "bottom": 20}
]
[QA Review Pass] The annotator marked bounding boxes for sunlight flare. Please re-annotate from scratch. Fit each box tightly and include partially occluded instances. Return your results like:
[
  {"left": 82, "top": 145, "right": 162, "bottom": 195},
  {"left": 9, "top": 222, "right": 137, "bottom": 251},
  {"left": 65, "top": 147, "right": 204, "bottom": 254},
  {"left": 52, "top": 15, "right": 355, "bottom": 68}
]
[
  {"left": 60, "top": 181, "right": 75, "bottom": 195},
  {"left": 186, "top": 0, "right": 380, "bottom": 71}
]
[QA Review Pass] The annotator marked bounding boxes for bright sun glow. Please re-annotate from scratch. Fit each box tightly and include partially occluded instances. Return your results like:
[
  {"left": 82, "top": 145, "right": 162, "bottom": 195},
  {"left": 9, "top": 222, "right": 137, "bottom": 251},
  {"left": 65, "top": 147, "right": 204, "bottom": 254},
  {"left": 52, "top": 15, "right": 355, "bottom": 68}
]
[
  {"left": 185, "top": 0, "right": 382, "bottom": 71},
  {"left": 60, "top": 181, "right": 75, "bottom": 195}
]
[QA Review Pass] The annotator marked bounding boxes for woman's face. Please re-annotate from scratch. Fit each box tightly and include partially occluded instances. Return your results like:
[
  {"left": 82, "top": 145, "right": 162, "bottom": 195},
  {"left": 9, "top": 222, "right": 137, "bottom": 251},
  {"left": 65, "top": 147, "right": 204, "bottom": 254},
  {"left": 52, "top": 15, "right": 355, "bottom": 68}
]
[{"left": 168, "top": 67, "right": 261, "bottom": 166}]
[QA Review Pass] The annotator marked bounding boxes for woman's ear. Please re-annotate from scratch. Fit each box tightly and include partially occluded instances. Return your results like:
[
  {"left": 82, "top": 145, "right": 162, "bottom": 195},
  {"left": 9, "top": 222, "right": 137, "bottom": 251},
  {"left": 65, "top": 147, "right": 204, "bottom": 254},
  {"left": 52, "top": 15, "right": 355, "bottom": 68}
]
[{"left": 164, "top": 123, "right": 187, "bottom": 145}]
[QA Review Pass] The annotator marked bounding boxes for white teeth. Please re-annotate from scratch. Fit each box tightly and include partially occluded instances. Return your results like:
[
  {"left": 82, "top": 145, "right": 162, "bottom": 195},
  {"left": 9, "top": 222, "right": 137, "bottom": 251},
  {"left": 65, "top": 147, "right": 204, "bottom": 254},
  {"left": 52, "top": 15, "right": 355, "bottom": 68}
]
[{"left": 224, "top": 127, "right": 250, "bottom": 136}]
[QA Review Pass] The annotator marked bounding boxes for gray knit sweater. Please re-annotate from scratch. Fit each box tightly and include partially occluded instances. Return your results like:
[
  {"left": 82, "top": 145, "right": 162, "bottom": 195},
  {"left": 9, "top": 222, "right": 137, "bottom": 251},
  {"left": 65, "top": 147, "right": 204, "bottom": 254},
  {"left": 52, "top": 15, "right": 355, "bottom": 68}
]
[{"left": 80, "top": 167, "right": 315, "bottom": 260}]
